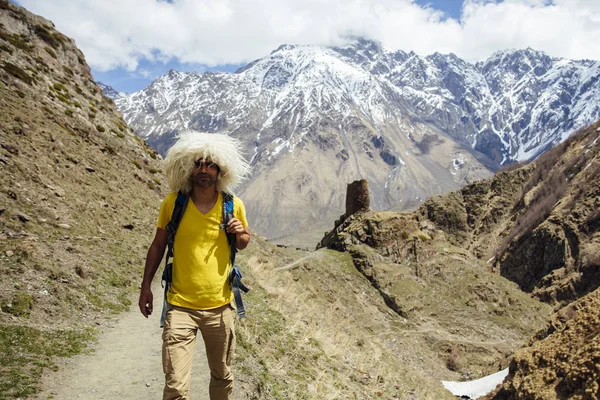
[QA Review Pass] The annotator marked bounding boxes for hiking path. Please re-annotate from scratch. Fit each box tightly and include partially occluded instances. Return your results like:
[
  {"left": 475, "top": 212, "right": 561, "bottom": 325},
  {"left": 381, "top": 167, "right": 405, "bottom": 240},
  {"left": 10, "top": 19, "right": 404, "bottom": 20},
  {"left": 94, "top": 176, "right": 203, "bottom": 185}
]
[{"left": 34, "top": 283, "right": 210, "bottom": 400}]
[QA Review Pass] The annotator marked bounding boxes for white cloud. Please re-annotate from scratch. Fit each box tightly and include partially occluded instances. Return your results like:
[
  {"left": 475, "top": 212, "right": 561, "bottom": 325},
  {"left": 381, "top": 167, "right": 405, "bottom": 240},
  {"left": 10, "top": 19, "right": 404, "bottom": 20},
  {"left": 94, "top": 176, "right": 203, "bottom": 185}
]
[{"left": 15, "top": 0, "right": 600, "bottom": 72}]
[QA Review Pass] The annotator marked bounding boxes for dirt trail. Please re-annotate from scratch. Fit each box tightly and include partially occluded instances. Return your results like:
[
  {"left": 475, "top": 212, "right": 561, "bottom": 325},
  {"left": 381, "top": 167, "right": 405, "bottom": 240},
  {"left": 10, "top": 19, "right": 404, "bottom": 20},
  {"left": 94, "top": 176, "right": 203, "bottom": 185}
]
[{"left": 35, "top": 284, "right": 210, "bottom": 400}]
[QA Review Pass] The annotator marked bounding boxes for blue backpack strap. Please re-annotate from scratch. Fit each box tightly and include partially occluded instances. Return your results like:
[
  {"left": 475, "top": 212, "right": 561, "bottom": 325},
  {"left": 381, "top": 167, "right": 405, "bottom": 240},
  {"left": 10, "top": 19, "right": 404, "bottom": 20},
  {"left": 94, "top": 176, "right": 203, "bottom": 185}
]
[
  {"left": 222, "top": 192, "right": 250, "bottom": 319},
  {"left": 160, "top": 191, "right": 188, "bottom": 328}
]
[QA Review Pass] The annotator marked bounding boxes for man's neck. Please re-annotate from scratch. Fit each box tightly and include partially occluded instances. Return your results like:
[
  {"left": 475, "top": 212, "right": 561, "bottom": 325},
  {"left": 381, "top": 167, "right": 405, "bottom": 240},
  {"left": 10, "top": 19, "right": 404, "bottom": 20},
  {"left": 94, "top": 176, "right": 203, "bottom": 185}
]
[{"left": 190, "top": 185, "right": 218, "bottom": 204}]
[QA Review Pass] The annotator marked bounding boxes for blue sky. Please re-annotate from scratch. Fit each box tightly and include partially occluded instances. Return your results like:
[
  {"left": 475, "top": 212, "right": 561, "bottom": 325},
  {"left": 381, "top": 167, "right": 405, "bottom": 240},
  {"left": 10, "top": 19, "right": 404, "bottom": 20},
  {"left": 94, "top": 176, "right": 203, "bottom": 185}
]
[{"left": 15, "top": 0, "right": 600, "bottom": 94}]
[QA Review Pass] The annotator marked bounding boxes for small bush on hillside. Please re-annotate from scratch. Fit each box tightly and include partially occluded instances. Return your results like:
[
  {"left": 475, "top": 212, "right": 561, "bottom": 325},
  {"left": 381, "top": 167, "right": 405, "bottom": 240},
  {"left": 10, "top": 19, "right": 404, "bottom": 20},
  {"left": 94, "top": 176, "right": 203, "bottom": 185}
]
[
  {"left": 0, "top": 31, "right": 32, "bottom": 51},
  {"left": 64, "top": 108, "right": 74, "bottom": 117},
  {"left": 2, "top": 63, "right": 33, "bottom": 85},
  {"left": 53, "top": 82, "right": 67, "bottom": 92},
  {"left": 34, "top": 25, "right": 61, "bottom": 49},
  {"left": 1, "top": 292, "right": 34, "bottom": 318},
  {"left": 62, "top": 66, "right": 74, "bottom": 76},
  {"left": 96, "top": 125, "right": 105, "bottom": 132},
  {"left": 132, "top": 160, "right": 141, "bottom": 169},
  {"left": 44, "top": 46, "right": 56, "bottom": 58},
  {"left": 0, "top": 44, "right": 12, "bottom": 54}
]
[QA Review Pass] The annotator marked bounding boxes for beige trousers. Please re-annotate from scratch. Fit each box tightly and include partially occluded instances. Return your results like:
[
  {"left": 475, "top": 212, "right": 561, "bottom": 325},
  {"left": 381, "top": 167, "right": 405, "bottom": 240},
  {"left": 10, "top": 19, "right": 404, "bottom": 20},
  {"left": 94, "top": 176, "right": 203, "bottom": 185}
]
[{"left": 162, "top": 303, "right": 236, "bottom": 400}]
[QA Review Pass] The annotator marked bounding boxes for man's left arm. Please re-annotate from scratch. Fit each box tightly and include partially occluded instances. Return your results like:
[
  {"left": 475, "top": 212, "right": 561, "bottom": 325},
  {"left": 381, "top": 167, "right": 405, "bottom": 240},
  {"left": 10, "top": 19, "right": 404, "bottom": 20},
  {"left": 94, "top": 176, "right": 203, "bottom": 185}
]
[{"left": 226, "top": 219, "right": 250, "bottom": 249}]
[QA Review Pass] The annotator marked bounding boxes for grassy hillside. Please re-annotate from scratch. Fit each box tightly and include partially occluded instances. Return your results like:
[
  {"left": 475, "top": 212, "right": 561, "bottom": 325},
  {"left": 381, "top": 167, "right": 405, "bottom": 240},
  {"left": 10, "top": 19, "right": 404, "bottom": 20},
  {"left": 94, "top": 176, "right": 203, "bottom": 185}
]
[{"left": 0, "top": 2, "right": 166, "bottom": 397}]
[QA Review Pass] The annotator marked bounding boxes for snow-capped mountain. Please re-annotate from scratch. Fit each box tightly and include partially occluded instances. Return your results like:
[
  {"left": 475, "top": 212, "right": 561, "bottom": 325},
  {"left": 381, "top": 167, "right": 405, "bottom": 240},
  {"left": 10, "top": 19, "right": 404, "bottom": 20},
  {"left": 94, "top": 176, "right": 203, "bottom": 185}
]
[
  {"left": 97, "top": 82, "right": 125, "bottom": 101},
  {"left": 108, "top": 40, "right": 600, "bottom": 239}
]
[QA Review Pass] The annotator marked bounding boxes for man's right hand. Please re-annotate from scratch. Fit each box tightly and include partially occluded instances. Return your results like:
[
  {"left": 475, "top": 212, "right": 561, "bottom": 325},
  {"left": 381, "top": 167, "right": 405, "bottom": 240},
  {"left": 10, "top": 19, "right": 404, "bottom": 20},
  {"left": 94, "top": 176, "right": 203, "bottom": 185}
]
[{"left": 139, "top": 287, "right": 153, "bottom": 318}]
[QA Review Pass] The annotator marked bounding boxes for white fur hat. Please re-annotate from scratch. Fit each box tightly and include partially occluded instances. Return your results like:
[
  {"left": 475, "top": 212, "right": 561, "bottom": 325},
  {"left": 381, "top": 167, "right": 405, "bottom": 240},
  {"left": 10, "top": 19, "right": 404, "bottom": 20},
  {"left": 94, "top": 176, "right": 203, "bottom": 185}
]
[{"left": 163, "top": 130, "right": 251, "bottom": 194}]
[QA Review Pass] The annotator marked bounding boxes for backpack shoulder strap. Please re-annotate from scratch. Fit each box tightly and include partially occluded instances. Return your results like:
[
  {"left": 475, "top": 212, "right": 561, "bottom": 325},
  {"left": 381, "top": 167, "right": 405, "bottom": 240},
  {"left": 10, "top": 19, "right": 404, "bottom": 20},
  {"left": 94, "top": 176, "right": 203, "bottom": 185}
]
[
  {"left": 222, "top": 192, "right": 250, "bottom": 319},
  {"left": 165, "top": 191, "right": 189, "bottom": 259},
  {"left": 160, "top": 191, "right": 188, "bottom": 328},
  {"left": 222, "top": 192, "right": 236, "bottom": 247}
]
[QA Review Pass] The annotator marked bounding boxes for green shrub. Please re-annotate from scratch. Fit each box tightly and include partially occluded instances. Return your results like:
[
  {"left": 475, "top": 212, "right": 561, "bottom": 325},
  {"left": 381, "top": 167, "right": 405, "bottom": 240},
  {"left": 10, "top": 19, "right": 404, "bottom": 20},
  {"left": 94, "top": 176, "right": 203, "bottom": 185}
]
[
  {"left": 64, "top": 108, "right": 74, "bottom": 117},
  {"left": 148, "top": 168, "right": 160, "bottom": 174},
  {"left": 2, "top": 63, "right": 33, "bottom": 85},
  {"left": 16, "top": 90, "right": 25, "bottom": 98},
  {"left": 148, "top": 151, "right": 157, "bottom": 160},
  {"left": 53, "top": 82, "right": 67, "bottom": 92},
  {"left": 132, "top": 160, "right": 142, "bottom": 169},
  {"left": 62, "top": 66, "right": 74, "bottom": 76},
  {"left": 0, "top": 31, "right": 32, "bottom": 51},
  {"left": 96, "top": 125, "right": 105, "bottom": 132},
  {"left": 0, "top": 44, "right": 12, "bottom": 54},
  {"left": 1, "top": 292, "right": 34, "bottom": 318},
  {"left": 34, "top": 25, "right": 61, "bottom": 49},
  {"left": 88, "top": 113, "right": 96, "bottom": 119},
  {"left": 44, "top": 46, "right": 57, "bottom": 58},
  {"left": 72, "top": 101, "right": 81, "bottom": 108}
]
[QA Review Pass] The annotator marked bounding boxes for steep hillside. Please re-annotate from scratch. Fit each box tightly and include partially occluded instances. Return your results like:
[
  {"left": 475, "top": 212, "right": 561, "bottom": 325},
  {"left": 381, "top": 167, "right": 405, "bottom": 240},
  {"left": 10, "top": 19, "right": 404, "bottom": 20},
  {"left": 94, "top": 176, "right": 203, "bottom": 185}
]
[
  {"left": 0, "top": 2, "right": 166, "bottom": 397},
  {"left": 419, "top": 121, "right": 600, "bottom": 305},
  {"left": 230, "top": 233, "right": 551, "bottom": 399},
  {"left": 489, "top": 289, "right": 599, "bottom": 400},
  {"left": 318, "top": 121, "right": 599, "bottom": 399}
]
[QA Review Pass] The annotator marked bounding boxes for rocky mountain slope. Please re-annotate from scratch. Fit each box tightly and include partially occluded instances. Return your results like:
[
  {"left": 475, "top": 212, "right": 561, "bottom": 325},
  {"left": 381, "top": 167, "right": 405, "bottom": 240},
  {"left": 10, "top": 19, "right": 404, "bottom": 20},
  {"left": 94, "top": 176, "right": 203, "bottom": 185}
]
[
  {"left": 320, "top": 120, "right": 599, "bottom": 399},
  {"left": 418, "top": 121, "right": 600, "bottom": 306},
  {"left": 108, "top": 40, "right": 600, "bottom": 240},
  {"left": 0, "top": 2, "right": 166, "bottom": 397}
]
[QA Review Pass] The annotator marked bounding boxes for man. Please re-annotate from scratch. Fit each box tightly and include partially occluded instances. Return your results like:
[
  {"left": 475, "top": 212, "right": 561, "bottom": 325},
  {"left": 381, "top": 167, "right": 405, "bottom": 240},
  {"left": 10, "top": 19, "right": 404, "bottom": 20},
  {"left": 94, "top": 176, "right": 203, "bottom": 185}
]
[{"left": 138, "top": 131, "right": 251, "bottom": 400}]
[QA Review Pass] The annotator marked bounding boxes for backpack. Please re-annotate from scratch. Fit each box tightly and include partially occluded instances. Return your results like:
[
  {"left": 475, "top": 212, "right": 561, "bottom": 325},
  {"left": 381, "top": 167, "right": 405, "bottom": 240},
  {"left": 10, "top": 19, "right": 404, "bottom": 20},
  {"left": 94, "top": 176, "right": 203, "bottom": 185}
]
[{"left": 159, "top": 191, "right": 249, "bottom": 328}]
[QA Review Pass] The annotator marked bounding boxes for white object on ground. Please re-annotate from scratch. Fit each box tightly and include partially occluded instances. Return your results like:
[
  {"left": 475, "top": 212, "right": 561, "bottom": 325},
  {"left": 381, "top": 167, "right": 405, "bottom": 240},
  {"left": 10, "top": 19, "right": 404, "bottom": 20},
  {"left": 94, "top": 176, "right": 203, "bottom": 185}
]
[{"left": 441, "top": 368, "right": 509, "bottom": 399}]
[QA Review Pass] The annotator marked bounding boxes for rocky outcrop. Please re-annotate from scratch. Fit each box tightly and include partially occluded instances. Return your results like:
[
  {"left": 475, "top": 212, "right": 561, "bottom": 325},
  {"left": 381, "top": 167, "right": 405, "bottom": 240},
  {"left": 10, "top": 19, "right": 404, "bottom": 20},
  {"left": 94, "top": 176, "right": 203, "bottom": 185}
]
[
  {"left": 417, "top": 122, "right": 600, "bottom": 305},
  {"left": 490, "top": 289, "right": 600, "bottom": 400}
]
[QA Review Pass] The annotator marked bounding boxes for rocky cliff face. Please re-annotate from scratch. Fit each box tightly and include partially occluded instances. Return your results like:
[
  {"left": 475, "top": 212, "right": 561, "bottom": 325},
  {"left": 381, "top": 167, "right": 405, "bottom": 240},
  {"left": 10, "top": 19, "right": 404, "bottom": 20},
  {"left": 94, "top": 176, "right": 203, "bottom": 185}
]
[
  {"left": 489, "top": 289, "right": 600, "bottom": 400},
  {"left": 0, "top": 3, "right": 166, "bottom": 395},
  {"left": 419, "top": 121, "right": 600, "bottom": 305},
  {"left": 320, "top": 119, "right": 599, "bottom": 399}
]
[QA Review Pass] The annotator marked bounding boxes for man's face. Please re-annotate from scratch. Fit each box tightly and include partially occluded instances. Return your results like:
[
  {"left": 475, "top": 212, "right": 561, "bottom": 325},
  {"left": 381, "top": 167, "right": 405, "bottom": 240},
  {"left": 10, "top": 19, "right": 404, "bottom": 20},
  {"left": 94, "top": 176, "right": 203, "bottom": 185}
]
[{"left": 190, "top": 159, "right": 219, "bottom": 188}]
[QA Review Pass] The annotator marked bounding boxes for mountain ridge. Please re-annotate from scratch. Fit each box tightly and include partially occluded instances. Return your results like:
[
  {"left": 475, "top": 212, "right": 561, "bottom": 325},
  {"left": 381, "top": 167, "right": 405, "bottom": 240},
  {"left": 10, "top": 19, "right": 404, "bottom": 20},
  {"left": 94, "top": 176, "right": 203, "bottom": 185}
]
[{"left": 106, "top": 40, "right": 600, "bottom": 239}]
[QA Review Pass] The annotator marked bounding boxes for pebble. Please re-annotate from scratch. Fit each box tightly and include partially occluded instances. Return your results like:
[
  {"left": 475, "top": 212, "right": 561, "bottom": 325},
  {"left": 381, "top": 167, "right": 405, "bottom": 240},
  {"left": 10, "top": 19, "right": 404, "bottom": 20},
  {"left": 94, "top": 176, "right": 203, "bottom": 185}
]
[
  {"left": 6, "top": 250, "right": 14, "bottom": 257},
  {"left": 58, "top": 223, "right": 71, "bottom": 229}
]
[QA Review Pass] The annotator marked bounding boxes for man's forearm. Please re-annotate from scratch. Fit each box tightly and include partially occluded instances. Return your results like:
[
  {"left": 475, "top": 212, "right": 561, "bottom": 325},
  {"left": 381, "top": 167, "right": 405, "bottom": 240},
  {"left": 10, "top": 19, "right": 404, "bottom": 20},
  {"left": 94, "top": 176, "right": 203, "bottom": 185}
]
[
  {"left": 141, "top": 245, "right": 164, "bottom": 289},
  {"left": 236, "top": 229, "right": 251, "bottom": 250}
]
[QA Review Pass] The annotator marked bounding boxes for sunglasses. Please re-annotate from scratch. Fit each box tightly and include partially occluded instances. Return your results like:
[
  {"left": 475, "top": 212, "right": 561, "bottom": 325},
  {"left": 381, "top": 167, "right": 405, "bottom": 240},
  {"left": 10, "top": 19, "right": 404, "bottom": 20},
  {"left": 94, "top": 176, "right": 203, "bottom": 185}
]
[{"left": 193, "top": 160, "right": 218, "bottom": 171}]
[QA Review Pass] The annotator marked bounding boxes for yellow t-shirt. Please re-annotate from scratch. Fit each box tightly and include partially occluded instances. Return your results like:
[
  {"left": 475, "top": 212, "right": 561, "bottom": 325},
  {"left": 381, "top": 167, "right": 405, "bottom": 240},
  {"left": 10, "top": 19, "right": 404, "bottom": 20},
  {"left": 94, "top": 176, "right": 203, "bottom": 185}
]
[{"left": 157, "top": 192, "right": 248, "bottom": 310}]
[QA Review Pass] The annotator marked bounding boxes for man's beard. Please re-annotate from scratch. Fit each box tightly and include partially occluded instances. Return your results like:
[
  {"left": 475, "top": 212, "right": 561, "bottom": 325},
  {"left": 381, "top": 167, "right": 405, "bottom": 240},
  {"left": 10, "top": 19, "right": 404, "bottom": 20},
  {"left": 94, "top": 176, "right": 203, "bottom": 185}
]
[{"left": 191, "top": 173, "right": 217, "bottom": 188}]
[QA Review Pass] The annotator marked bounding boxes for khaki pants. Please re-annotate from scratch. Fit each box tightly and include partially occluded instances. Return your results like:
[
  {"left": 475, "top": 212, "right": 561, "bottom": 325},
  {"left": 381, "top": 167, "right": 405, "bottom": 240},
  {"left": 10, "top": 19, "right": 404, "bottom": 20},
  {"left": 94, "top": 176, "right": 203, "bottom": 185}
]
[{"left": 162, "top": 303, "right": 236, "bottom": 400}]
